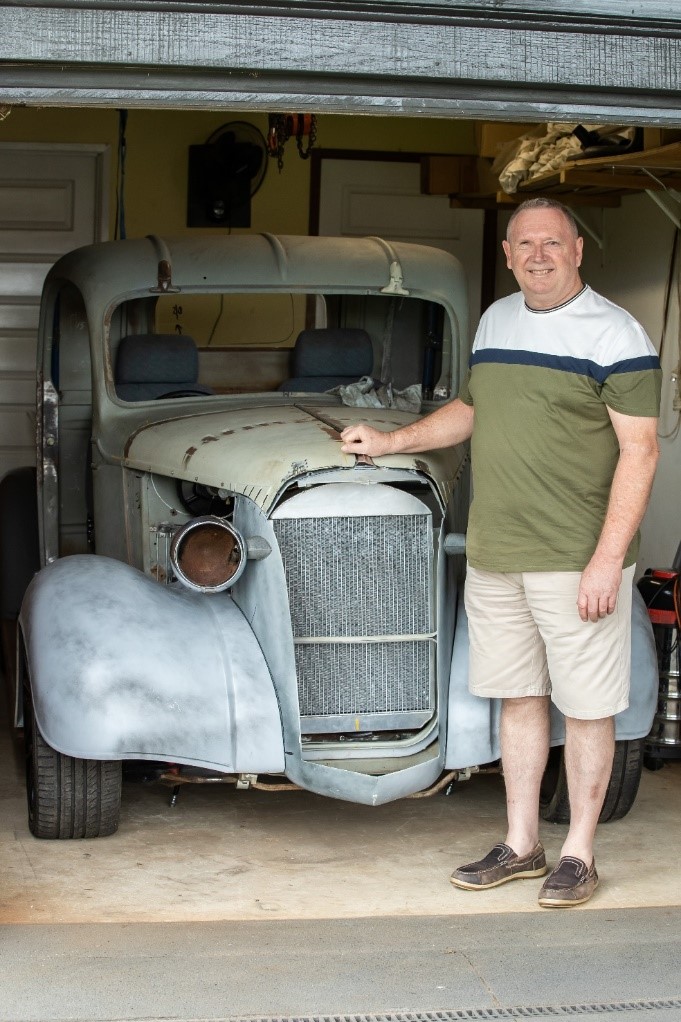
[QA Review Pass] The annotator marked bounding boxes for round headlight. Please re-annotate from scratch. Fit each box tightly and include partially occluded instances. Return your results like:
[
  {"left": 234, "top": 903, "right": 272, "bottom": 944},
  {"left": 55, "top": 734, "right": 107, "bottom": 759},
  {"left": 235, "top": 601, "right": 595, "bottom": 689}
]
[{"left": 170, "top": 517, "right": 247, "bottom": 593}]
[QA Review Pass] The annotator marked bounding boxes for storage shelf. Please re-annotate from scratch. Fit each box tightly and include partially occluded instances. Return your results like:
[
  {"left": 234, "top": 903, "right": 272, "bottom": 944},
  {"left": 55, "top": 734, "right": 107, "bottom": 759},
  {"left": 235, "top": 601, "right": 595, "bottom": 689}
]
[
  {"left": 517, "top": 141, "right": 681, "bottom": 197},
  {"left": 446, "top": 142, "right": 681, "bottom": 210}
]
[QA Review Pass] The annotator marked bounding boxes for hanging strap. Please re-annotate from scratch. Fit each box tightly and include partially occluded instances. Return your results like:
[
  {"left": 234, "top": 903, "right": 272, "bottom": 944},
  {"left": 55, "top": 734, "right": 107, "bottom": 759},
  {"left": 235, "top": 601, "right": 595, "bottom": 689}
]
[{"left": 380, "top": 297, "right": 397, "bottom": 386}]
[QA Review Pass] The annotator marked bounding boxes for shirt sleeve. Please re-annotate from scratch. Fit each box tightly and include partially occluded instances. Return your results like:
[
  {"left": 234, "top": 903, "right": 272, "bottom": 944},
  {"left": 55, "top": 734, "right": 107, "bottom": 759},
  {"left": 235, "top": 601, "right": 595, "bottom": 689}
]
[
  {"left": 601, "top": 365, "right": 662, "bottom": 416},
  {"left": 458, "top": 368, "right": 474, "bottom": 406},
  {"left": 600, "top": 322, "right": 662, "bottom": 417}
]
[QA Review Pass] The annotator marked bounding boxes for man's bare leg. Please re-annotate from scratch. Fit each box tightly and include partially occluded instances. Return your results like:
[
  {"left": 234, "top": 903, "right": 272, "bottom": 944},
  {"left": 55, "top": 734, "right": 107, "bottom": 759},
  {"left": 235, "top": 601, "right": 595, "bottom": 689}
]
[
  {"left": 449, "top": 693, "right": 550, "bottom": 889},
  {"left": 502, "top": 695, "right": 551, "bottom": 855},
  {"left": 560, "top": 714, "right": 615, "bottom": 864}
]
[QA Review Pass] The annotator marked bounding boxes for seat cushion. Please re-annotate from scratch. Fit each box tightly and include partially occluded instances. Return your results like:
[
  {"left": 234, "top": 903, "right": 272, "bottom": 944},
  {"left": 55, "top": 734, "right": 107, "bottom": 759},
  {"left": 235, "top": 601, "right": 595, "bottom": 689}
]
[
  {"left": 115, "top": 333, "right": 212, "bottom": 400},
  {"left": 279, "top": 328, "right": 374, "bottom": 392},
  {"left": 290, "top": 328, "right": 373, "bottom": 378}
]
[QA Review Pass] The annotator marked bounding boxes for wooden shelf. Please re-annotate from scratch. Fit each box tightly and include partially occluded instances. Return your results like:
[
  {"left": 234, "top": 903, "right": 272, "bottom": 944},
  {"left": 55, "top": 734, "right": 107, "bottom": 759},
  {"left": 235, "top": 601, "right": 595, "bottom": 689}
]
[
  {"left": 445, "top": 142, "right": 681, "bottom": 211},
  {"left": 517, "top": 141, "right": 681, "bottom": 197}
]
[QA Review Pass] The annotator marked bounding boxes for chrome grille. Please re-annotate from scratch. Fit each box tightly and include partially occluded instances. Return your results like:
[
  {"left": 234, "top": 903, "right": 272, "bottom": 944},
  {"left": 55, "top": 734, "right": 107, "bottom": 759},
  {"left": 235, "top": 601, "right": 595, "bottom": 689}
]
[
  {"left": 295, "top": 641, "right": 431, "bottom": 717},
  {"left": 272, "top": 502, "right": 434, "bottom": 733},
  {"left": 273, "top": 515, "right": 432, "bottom": 637}
]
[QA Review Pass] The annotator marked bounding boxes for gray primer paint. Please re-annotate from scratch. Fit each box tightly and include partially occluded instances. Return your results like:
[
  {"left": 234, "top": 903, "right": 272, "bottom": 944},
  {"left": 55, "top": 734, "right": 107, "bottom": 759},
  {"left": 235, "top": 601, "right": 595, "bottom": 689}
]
[{"left": 20, "top": 554, "right": 285, "bottom": 771}]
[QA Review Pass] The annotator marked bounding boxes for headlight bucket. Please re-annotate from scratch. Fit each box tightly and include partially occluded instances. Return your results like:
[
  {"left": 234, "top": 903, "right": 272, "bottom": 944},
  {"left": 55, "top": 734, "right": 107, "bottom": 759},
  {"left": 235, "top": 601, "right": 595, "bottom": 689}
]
[{"left": 170, "top": 516, "right": 247, "bottom": 593}]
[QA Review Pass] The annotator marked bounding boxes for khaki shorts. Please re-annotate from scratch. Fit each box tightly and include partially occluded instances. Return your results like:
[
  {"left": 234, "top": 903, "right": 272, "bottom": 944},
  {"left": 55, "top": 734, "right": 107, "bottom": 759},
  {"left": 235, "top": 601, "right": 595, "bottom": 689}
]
[{"left": 464, "top": 564, "right": 636, "bottom": 719}]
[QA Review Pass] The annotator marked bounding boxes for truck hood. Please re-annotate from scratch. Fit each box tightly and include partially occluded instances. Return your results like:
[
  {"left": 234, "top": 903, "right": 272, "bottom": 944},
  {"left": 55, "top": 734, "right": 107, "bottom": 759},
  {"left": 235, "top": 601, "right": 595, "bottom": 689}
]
[{"left": 123, "top": 404, "right": 465, "bottom": 512}]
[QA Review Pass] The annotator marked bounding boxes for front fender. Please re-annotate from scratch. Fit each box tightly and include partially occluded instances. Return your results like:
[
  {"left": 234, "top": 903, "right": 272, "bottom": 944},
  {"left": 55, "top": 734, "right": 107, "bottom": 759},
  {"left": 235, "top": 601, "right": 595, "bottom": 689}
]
[{"left": 19, "top": 555, "right": 284, "bottom": 771}]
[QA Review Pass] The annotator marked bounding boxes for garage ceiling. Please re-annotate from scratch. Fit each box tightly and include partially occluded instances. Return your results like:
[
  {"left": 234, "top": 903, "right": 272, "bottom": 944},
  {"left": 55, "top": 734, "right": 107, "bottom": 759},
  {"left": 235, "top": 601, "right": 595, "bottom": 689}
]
[{"left": 1, "top": 1, "right": 681, "bottom": 121}]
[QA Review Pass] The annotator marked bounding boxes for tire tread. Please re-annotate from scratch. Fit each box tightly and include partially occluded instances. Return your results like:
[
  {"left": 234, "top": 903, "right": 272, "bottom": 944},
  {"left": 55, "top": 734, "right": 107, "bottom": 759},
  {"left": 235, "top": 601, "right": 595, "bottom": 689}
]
[
  {"left": 539, "top": 738, "right": 644, "bottom": 824},
  {"left": 27, "top": 694, "right": 122, "bottom": 839}
]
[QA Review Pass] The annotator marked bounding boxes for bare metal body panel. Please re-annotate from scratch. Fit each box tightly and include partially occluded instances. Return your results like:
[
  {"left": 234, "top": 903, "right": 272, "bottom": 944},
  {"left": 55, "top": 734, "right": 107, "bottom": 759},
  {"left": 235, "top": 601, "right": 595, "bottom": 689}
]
[
  {"left": 124, "top": 405, "right": 464, "bottom": 513},
  {"left": 21, "top": 555, "right": 285, "bottom": 772}
]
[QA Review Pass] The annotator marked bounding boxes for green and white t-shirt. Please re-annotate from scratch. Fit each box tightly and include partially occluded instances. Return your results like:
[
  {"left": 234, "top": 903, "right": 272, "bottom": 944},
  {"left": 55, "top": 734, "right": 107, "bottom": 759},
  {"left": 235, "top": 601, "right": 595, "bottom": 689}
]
[{"left": 458, "top": 285, "right": 662, "bottom": 572}]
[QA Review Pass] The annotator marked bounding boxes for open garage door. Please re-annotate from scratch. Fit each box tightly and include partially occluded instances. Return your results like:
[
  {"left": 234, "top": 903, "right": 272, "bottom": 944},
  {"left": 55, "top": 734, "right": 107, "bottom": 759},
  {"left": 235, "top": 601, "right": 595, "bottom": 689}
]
[{"left": 0, "top": 2, "right": 681, "bottom": 127}]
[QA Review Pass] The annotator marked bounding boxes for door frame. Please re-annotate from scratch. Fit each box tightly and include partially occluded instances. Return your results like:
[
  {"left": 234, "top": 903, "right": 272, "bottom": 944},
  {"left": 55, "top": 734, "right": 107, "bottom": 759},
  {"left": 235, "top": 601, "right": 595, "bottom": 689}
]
[{"left": 308, "top": 148, "right": 497, "bottom": 316}]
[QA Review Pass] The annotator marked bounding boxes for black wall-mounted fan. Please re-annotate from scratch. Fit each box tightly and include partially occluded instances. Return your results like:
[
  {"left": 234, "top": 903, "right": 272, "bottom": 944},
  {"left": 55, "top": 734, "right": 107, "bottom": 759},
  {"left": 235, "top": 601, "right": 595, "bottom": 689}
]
[{"left": 187, "top": 121, "right": 268, "bottom": 229}]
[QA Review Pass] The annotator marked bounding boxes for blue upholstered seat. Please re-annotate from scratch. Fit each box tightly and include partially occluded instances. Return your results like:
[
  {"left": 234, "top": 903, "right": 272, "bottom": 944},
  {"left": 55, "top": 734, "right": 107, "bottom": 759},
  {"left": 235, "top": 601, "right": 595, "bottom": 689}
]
[
  {"left": 115, "top": 334, "right": 213, "bottom": 401},
  {"left": 279, "top": 328, "right": 373, "bottom": 393}
]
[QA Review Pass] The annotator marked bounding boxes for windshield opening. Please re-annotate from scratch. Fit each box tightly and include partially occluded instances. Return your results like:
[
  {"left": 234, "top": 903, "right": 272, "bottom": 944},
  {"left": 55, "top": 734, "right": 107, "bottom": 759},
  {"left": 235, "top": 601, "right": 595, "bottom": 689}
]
[{"left": 108, "top": 291, "right": 451, "bottom": 400}]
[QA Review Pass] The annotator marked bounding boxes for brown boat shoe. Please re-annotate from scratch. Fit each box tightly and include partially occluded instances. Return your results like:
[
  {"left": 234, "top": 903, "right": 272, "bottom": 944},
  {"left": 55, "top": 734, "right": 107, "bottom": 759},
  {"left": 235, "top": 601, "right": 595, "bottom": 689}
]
[
  {"left": 450, "top": 841, "right": 547, "bottom": 890},
  {"left": 538, "top": 855, "right": 599, "bottom": 908}
]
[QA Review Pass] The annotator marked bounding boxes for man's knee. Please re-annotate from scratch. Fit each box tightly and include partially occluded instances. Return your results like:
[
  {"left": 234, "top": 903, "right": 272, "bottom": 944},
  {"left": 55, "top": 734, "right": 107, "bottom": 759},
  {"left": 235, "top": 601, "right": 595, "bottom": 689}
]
[{"left": 502, "top": 694, "right": 551, "bottom": 717}]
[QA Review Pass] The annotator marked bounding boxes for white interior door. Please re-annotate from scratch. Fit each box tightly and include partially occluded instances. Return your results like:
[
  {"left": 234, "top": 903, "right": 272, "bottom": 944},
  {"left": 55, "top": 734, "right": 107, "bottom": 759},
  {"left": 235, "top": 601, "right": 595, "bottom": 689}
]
[
  {"left": 317, "top": 158, "right": 484, "bottom": 344},
  {"left": 0, "top": 143, "right": 108, "bottom": 483}
]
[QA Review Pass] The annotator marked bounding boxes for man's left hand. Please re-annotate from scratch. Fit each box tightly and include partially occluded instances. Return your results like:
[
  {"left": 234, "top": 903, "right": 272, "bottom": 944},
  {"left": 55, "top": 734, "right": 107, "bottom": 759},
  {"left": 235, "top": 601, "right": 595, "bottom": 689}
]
[{"left": 577, "top": 557, "right": 623, "bottom": 623}]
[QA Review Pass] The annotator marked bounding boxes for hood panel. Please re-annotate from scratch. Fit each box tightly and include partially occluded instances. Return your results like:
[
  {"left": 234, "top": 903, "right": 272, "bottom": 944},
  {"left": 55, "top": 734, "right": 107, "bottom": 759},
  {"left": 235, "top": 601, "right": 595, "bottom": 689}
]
[{"left": 123, "top": 404, "right": 464, "bottom": 511}]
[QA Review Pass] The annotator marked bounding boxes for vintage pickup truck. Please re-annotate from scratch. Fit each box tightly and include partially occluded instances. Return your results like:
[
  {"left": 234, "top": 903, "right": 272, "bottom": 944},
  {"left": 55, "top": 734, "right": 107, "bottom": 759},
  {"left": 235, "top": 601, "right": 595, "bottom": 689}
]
[{"left": 0, "top": 233, "right": 658, "bottom": 837}]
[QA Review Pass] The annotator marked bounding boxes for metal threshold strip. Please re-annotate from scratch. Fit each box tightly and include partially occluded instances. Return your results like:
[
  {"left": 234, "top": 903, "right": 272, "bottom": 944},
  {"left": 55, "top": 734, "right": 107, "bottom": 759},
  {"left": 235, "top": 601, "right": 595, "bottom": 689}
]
[{"left": 139, "top": 1004, "right": 681, "bottom": 1021}]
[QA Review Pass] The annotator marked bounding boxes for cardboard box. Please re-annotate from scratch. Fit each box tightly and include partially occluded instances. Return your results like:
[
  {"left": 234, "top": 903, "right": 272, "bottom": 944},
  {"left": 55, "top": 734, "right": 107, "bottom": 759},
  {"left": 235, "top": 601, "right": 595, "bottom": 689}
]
[
  {"left": 420, "top": 155, "right": 478, "bottom": 195},
  {"left": 643, "top": 127, "right": 681, "bottom": 151},
  {"left": 476, "top": 122, "right": 540, "bottom": 158},
  {"left": 475, "top": 157, "right": 500, "bottom": 194},
  {"left": 420, "top": 155, "right": 500, "bottom": 197}
]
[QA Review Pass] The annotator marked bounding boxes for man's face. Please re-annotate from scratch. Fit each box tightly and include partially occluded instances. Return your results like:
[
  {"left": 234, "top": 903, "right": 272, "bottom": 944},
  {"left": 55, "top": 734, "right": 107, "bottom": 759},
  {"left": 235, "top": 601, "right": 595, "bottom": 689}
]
[{"left": 502, "top": 208, "right": 584, "bottom": 310}]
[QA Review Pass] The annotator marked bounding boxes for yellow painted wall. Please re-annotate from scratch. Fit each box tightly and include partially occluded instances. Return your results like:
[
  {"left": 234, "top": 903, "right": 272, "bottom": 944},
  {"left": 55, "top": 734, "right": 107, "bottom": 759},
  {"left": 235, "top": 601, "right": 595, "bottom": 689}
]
[{"left": 0, "top": 107, "right": 475, "bottom": 239}]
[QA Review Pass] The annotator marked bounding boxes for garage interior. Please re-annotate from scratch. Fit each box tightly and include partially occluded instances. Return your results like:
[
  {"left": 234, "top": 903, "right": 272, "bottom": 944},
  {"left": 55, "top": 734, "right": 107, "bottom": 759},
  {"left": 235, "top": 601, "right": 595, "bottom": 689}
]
[{"left": 1, "top": 2, "right": 681, "bottom": 1020}]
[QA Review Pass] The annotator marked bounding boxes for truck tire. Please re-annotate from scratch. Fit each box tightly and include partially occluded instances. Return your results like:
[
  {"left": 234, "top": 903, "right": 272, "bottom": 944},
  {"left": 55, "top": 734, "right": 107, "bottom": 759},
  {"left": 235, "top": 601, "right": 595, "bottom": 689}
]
[
  {"left": 24, "top": 683, "right": 122, "bottom": 839},
  {"left": 539, "top": 738, "right": 644, "bottom": 824}
]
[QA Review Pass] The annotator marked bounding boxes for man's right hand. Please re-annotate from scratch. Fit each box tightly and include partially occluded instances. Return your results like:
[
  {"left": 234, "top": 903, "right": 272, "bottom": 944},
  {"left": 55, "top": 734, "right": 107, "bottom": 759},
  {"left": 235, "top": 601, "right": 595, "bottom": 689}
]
[
  {"left": 340, "top": 399, "right": 474, "bottom": 457},
  {"left": 340, "top": 424, "right": 394, "bottom": 457}
]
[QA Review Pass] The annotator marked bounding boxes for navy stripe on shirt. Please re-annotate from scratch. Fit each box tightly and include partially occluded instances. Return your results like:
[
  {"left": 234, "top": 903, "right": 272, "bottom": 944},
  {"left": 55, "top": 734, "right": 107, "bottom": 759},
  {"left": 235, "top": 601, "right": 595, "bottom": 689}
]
[{"left": 469, "top": 348, "right": 660, "bottom": 385}]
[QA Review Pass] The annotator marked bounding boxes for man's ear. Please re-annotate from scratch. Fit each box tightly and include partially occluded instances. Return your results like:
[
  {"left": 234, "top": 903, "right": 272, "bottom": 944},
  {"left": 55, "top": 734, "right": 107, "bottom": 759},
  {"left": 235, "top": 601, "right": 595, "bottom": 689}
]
[
  {"left": 575, "top": 236, "right": 584, "bottom": 268},
  {"left": 502, "top": 239, "right": 512, "bottom": 268}
]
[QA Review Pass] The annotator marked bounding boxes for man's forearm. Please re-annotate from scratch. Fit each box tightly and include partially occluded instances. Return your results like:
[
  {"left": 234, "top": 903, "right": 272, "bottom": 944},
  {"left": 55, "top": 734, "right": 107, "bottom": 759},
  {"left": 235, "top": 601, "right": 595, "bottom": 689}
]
[
  {"left": 578, "top": 415, "right": 659, "bottom": 621},
  {"left": 340, "top": 398, "right": 474, "bottom": 457},
  {"left": 384, "top": 398, "right": 475, "bottom": 454},
  {"left": 592, "top": 443, "right": 659, "bottom": 565}
]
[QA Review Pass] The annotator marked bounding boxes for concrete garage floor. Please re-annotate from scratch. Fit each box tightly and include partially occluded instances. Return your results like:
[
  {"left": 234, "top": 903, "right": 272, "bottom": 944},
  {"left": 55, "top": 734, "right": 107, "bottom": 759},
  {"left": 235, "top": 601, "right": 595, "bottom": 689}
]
[
  {"left": 2, "top": 701, "right": 681, "bottom": 1021},
  {"left": 3, "top": 736, "right": 681, "bottom": 923}
]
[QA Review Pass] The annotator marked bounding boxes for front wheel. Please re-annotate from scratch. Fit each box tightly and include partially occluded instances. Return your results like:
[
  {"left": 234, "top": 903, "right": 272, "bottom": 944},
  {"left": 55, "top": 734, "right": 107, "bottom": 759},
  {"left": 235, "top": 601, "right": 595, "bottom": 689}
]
[
  {"left": 539, "top": 738, "right": 644, "bottom": 824},
  {"left": 24, "top": 684, "right": 122, "bottom": 839}
]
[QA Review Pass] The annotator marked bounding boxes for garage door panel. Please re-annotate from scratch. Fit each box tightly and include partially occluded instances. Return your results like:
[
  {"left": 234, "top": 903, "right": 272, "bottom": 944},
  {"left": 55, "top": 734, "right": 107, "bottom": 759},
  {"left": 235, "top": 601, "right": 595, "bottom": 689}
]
[
  {"left": 0, "top": 446, "right": 35, "bottom": 472},
  {"left": 0, "top": 334, "right": 38, "bottom": 373},
  {"left": 0, "top": 406, "right": 35, "bottom": 447},
  {"left": 0, "top": 374, "right": 36, "bottom": 405},
  {"left": 0, "top": 144, "right": 107, "bottom": 484},
  {"left": 0, "top": 305, "right": 40, "bottom": 331},
  {"left": 0, "top": 262, "right": 52, "bottom": 298}
]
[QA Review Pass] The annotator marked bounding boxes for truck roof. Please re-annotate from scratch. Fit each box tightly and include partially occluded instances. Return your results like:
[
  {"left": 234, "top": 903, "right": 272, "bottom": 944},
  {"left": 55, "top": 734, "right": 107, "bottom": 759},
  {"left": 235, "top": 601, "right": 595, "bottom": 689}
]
[{"left": 45, "top": 233, "right": 467, "bottom": 311}]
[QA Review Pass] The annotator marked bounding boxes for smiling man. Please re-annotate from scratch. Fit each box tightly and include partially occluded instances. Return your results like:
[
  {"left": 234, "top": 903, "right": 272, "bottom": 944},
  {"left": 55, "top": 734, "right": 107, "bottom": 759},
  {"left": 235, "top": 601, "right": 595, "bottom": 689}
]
[
  {"left": 340, "top": 197, "right": 661, "bottom": 907},
  {"left": 502, "top": 199, "right": 584, "bottom": 308}
]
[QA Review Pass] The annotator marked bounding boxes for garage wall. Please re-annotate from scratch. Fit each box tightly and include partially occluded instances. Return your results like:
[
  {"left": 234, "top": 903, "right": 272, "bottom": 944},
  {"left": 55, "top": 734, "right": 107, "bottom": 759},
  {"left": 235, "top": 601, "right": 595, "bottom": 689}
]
[
  {"left": 1, "top": 106, "right": 677, "bottom": 571},
  {"left": 0, "top": 108, "right": 476, "bottom": 238},
  {"left": 494, "top": 197, "right": 681, "bottom": 572},
  {"left": 587, "top": 197, "right": 681, "bottom": 574}
]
